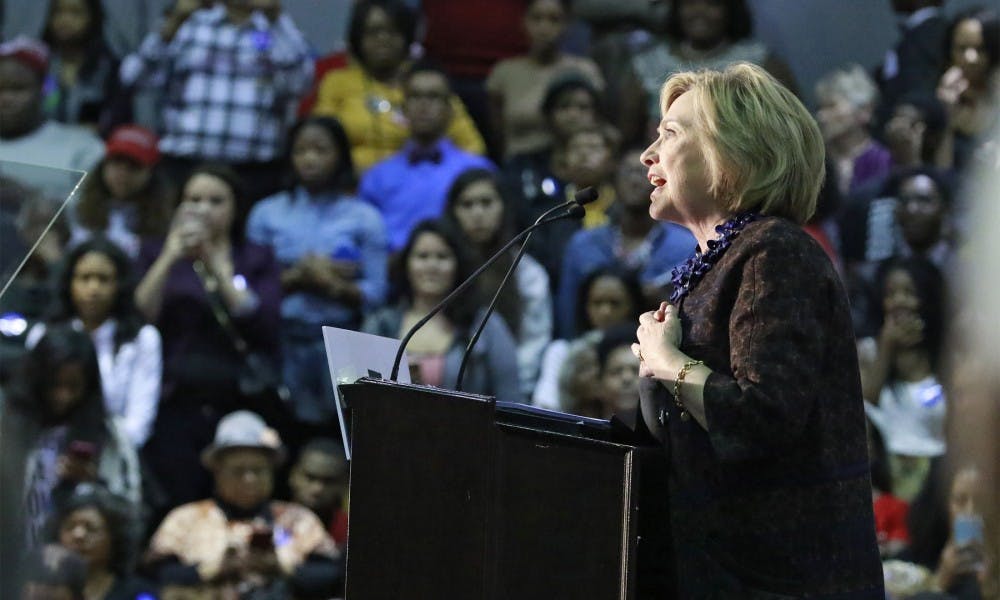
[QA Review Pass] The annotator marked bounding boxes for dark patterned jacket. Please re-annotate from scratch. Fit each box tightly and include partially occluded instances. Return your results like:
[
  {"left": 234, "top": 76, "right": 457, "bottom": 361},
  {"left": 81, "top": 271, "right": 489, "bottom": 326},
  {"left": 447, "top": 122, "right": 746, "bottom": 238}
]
[{"left": 639, "top": 216, "right": 884, "bottom": 598}]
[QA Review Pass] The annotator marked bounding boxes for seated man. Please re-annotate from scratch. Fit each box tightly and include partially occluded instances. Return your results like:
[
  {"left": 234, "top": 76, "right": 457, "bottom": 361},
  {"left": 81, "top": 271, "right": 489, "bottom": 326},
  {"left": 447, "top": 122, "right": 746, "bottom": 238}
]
[
  {"left": 144, "top": 411, "right": 342, "bottom": 598},
  {"left": 359, "top": 62, "right": 494, "bottom": 252},
  {"left": 288, "top": 438, "right": 350, "bottom": 547}
]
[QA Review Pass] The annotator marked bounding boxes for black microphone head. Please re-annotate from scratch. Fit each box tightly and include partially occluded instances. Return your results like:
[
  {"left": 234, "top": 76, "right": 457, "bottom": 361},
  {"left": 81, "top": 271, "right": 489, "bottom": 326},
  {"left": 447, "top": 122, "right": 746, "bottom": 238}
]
[
  {"left": 567, "top": 204, "right": 586, "bottom": 219},
  {"left": 574, "top": 187, "right": 599, "bottom": 205}
]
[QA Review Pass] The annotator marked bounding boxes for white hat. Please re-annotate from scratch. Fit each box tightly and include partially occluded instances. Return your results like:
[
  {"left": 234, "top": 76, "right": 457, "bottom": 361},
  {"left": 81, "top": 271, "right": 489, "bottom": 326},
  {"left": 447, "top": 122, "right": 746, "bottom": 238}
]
[{"left": 201, "top": 410, "right": 285, "bottom": 468}]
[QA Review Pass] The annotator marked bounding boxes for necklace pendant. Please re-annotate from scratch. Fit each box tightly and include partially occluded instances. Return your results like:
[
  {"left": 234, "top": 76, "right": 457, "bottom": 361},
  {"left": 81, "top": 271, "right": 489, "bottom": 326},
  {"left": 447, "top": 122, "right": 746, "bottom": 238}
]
[{"left": 680, "top": 411, "right": 690, "bottom": 422}]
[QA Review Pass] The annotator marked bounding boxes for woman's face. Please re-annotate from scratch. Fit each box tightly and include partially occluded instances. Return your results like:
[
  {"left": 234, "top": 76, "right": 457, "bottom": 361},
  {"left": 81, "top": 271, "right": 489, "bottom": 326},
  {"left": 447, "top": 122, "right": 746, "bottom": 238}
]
[
  {"left": 453, "top": 180, "right": 505, "bottom": 246},
  {"left": 951, "top": 18, "right": 990, "bottom": 85},
  {"left": 180, "top": 173, "right": 236, "bottom": 239},
  {"left": 550, "top": 88, "right": 597, "bottom": 140},
  {"left": 214, "top": 449, "right": 274, "bottom": 510},
  {"left": 641, "top": 91, "right": 715, "bottom": 224},
  {"left": 679, "top": 0, "right": 729, "bottom": 48},
  {"left": 292, "top": 123, "right": 340, "bottom": 190},
  {"left": 71, "top": 251, "right": 118, "bottom": 326},
  {"left": 601, "top": 345, "right": 640, "bottom": 416},
  {"left": 407, "top": 232, "right": 457, "bottom": 300},
  {"left": 566, "top": 131, "right": 613, "bottom": 187},
  {"left": 48, "top": 0, "right": 92, "bottom": 45},
  {"left": 48, "top": 362, "right": 87, "bottom": 419},
  {"left": 360, "top": 6, "right": 406, "bottom": 73},
  {"left": 895, "top": 174, "right": 945, "bottom": 247},
  {"left": 816, "top": 94, "right": 865, "bottom": 144},
  {"left": 58, "top": 507, "right": 112, "bottom": 569},
  {"left": 882, "top": 269, "right": 923, "bottom": 347},
  {"left": 948, "top": 468, "right": 982, "bottom": 522},
  {"left": 525, "top": 0, "right": 566, "bottom": 54},
  {"left": 102, "top": 157, "right": 152, "bottom": 200},
  {"left": 586, "top": 275, "right": 633, "bottom": 330}
]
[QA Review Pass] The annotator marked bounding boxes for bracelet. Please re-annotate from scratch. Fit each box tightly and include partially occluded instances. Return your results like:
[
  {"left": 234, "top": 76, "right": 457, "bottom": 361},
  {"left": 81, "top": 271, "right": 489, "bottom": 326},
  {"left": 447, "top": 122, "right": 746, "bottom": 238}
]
[{"left": 672, "top": 359, "right": 704, "bottom": 422}]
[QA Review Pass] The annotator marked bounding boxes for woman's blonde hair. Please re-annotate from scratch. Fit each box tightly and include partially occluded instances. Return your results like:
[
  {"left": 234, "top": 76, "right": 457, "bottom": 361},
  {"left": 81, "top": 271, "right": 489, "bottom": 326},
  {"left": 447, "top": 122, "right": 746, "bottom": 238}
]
[{"left": 659, "top": 62, "right": 825, "bottom": 224}]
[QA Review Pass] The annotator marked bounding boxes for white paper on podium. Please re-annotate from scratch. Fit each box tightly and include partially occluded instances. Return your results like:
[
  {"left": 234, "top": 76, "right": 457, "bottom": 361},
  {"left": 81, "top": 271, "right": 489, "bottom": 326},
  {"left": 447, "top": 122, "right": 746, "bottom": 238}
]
[{"left": 322, "top": 326, "right": 410, "bottom": 460}]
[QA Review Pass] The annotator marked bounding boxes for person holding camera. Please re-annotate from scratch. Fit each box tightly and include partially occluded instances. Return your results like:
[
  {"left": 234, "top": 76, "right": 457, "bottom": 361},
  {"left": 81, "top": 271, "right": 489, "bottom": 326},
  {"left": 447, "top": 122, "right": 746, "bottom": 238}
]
[{"left": 144, "top": 411, "right": 342, "bottom": 598}]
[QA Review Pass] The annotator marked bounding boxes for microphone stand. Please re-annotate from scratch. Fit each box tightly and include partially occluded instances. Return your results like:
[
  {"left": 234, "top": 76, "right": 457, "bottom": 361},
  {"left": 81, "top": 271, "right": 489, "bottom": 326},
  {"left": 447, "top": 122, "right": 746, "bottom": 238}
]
[
  {"left": 455, "top": 187, "right": 599, "bottom": 391},
  {"left": 389, "top": 206, "right": 586, "bottom": 381}
]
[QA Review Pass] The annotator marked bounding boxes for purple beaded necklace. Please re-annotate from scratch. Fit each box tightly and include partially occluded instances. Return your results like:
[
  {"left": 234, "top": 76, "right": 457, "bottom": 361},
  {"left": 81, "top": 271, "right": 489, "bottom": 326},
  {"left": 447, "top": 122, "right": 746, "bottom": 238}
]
[{"left": 669, "top": 211, "right": 759, "bottom": 304}]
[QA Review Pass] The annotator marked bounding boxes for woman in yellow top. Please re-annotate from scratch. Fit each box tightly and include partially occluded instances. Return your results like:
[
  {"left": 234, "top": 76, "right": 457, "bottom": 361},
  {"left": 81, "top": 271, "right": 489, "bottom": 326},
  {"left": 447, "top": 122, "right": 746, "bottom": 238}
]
[{"left": 313, "top": 0, "right": 486, "bottom": 174}]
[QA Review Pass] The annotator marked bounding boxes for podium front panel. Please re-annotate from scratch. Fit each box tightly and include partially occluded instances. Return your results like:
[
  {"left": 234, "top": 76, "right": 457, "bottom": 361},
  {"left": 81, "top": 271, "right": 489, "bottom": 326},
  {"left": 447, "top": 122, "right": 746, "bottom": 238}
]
[
  {"left": 342, "top": 381, "right": 495, "bottom": 600},
  {"left": 491, "top": 424, "right": 638, "bottom": 599}
]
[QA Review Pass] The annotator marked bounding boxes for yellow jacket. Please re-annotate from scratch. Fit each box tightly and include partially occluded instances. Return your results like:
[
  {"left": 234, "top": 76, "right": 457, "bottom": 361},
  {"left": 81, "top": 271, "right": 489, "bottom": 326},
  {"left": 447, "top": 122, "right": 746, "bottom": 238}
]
[{"left": 313, "top": 61, "right": 487, "bottom": 174}]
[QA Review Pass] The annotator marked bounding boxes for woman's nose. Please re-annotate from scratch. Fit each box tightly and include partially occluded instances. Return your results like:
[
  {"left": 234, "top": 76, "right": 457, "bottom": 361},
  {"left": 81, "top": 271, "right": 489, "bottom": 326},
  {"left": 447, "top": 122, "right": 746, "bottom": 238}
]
[{"left": 640, "top": 145, "right": 657, "bottom": 166}]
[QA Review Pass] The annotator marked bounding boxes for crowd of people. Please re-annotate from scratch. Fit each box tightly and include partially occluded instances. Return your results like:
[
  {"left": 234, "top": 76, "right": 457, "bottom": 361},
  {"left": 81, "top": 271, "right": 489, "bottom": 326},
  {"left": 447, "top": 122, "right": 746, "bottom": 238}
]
[{"left": 0, "top": 0, "right": 997, "bottom": 597}]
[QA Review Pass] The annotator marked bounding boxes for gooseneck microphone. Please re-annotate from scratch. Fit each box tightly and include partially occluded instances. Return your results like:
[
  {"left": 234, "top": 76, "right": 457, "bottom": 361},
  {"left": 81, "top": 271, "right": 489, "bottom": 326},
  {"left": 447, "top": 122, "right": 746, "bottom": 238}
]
[
  {"left": 389, "top": 188, "right": 597, "bottom": 382},
  {"left": 455, "top": 187, "right": 599, "bottom": 392}
]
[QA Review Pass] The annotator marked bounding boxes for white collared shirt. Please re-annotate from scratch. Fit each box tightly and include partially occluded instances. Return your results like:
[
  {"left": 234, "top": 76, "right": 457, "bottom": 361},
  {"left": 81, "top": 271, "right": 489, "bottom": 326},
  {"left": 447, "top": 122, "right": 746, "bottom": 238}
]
[{"left": 27, "top": 319, "right": 162, "bottom": 447}]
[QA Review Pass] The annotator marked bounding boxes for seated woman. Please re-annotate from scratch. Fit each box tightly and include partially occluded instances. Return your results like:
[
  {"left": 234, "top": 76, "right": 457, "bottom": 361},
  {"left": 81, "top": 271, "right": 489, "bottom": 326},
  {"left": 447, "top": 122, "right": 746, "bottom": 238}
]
[
  {"left": 815, "top": 64, "right": 894, "bottom": 197},
  {"left": 248, "top": 116, "right": 388, "bottom": 426},
  {"left": 443, "top": 168, "right": 552, "bottom": 400},
  {"left": 594, "top": 324, "right": 642, "bottom": 420},
  {"left": 136, "top": 164, "right": 281, "bottom": 510},
  {"left": 860, "top": 257, "right": 948, "bottom": 502},
  {"left": 533, "top": 266, "right": 643, "bottom": 411},
  {"left": 45, "top": 483, "right": 155, "bottom": 599},
  {"left": 485, "top": 0, "right": 604, "bottom": 160},
  {"left": 0, "top": 324, "right": 141, "bottom": 581},
  {"left": 71, "top": 125, "right": 174, "bottom": 259},
  {"left": 41, "top": 0, "right": 130, "bottom": 134},
  {"left": 144, "top": 411, "right": 342, "bottom": 597},
  {"left": 28, "top": 237, "right": 162, "bottom": 449},
  {"left": 312, "top": 0, "right": 485, "bottom": 173},
  {"left": 362, "top": 220, "right": 521, "bottom": 403},
  {"left": 935, "top": 7, "right": 1000, "bottom": 172}
]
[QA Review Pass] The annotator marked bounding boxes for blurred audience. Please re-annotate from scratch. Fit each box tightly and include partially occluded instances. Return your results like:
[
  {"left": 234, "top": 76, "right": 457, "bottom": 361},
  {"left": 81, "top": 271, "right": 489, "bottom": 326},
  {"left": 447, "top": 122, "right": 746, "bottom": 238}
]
[
  {"left": 363, "top": 220, "right": 521, "bottom": 403},
  {"left": 0, "top": 325, "right": 141, "bottom": 585},
  {"left": 0, "top": 37, "right": 105, "bottom": 172},
  {"left": 45, "top": 483, "right": 155, "bottom": 599},
  {"left": 534, "top": 267, "right": 643, "bottom": 411},
  {"left": 119, "top": 0, "right": 313, "bottom": 202},
  {"left": 594, "top": 324, "right": 641, "bottom": 421},
  {"left": 29, "top": 237, "right": 162, "bottom": 449},
  {"left": 144, "top": 410, "right": 342, "bottom": 597},
  {"left": 41, "top": 0, "right": 130, "bottom": 136},
  {"left": 288, "top": 438, "right": 350, "bottom": 548},
  {"left": 312, "top": 0, "right": 486, "bottom": 174},
  {"left": 19, "top": 544, "right": 88, "bottom": 600},
  {"left": 248, "top": 116, "right": 388, "bottom": 426},
  {"left": 816, "top": 64, "right": 894, "bottom": 197},
  {"left": 443, "top": 168, "right": 552, "bottom": 400},
  {"left": 136, "top": 164, "right": 281, "bottom": 510},
  {"left": 359, "top": 63, "right": 495, "bottom": 253},
  {"left": 860, "top": 257, "right": 948, "bottom": 502},
  {"left": 935, "top": 6, "right": 1000, "bottom": 172},
  {"left": 71, "top": 125, "right": 174, "bottom": 258},
  {"left": 486, "top": 0, "right": 604, "bottom": 160}
]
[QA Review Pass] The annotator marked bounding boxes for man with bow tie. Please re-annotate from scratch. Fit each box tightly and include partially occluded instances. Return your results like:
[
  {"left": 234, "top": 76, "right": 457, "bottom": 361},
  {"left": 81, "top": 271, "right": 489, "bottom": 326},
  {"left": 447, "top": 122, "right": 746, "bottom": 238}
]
[{"left": 359, "top": 63, "right": 495, "bottom": 252}]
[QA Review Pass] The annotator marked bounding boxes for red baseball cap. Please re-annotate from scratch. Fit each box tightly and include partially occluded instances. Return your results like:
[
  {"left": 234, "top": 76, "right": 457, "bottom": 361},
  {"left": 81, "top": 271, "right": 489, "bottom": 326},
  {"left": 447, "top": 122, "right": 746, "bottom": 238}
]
[
  {"left": 105, "top": 125, "right": 161, "bottom": 167},
  {"left": 0, "top": 36, "right": 50, "bottom": 78}
]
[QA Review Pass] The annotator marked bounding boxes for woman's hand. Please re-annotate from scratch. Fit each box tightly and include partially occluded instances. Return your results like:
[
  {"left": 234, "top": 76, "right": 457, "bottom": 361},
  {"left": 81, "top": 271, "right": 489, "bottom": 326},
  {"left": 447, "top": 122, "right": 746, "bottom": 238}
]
[
  {"left": 937, "top": 66, "right": 970, "bottom": 118},
  {"left": 163, "top": 210, "right": 208, "bottom": 263},
  {"left": 632, "top": 302, "right": 683, "bottom": 379},
  {"left": 878, "top": 310, "right": 924, "bottom": 356},
  {"left": 56, "top": 454, "right": 98, "bottom": 483},
  {"left": 936, "top": 540, "right": 985, "bottom": 590}
]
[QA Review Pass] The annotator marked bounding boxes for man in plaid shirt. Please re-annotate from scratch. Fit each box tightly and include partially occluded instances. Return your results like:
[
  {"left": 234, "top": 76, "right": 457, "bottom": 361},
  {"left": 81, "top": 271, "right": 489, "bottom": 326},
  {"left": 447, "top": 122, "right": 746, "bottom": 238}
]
[{"left": 120, "top": 0, "right": 314, "bottom": 201}]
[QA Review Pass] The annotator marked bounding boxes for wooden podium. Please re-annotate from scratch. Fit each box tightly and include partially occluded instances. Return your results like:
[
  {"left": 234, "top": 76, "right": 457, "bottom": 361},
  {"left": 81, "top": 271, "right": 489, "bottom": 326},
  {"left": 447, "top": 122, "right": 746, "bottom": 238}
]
[{"left": 339, "top": 378, "right": 674, "bottom": 599}]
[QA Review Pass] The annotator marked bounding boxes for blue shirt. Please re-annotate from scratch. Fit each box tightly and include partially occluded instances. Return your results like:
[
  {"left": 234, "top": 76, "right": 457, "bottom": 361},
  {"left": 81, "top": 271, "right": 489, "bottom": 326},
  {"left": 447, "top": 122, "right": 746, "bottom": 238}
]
[
  {"left": 359, "top": 139, "right": 494, "bottom": 251},
  {"left": 556, "top": 222, "right": 695, "bottom": 338},
  {"left": 246, "top": 186, "right": 388, "bottom": 328}
]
